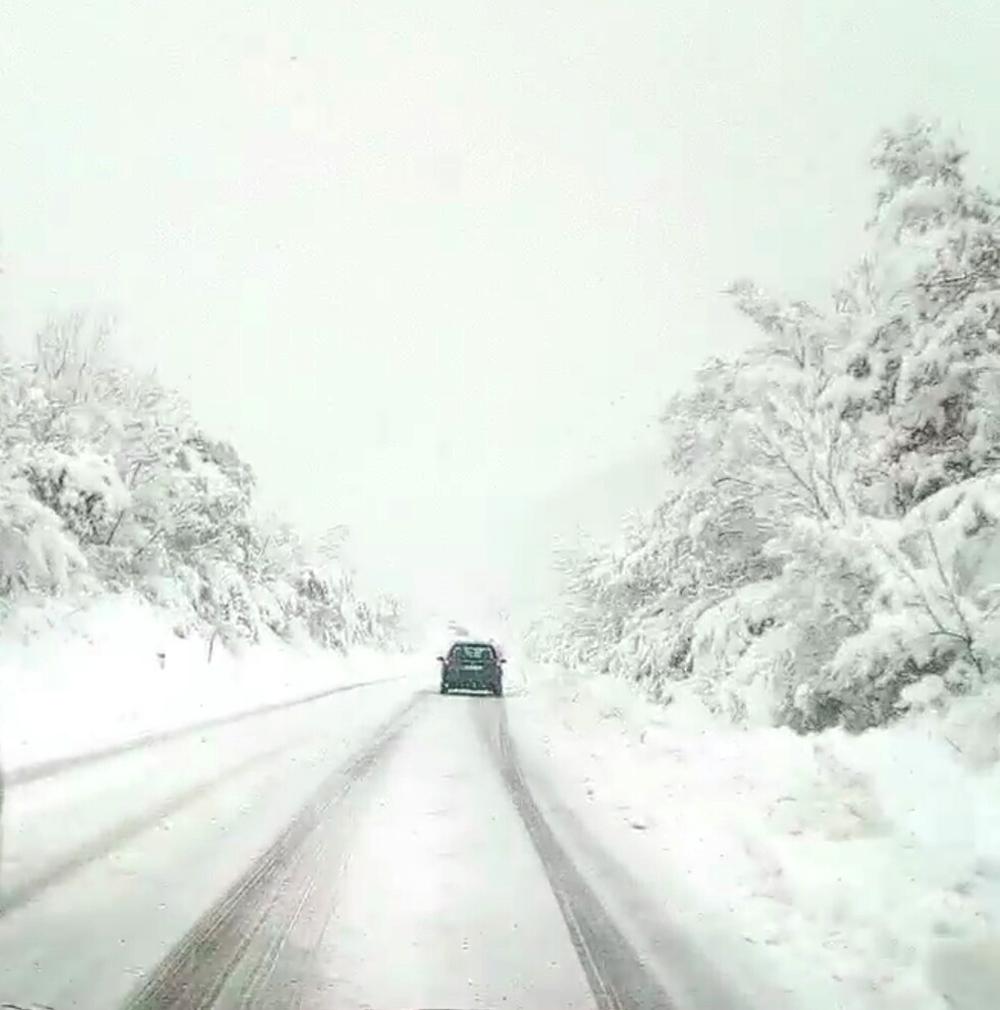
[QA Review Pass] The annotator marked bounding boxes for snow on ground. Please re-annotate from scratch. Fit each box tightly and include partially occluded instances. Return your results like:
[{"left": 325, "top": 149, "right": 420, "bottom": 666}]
[
  {"left": 0, "top": 677, "right": 423, "bottom": 1010},
  {"left": 313, "top": 695, "right": 596, "bottom": 1010},
  {"left": 0, "top": 594, "right": 414, "bottom": 774},
  {"left": 508, "top": 663, "right": 1000, "bottom": 1010}
]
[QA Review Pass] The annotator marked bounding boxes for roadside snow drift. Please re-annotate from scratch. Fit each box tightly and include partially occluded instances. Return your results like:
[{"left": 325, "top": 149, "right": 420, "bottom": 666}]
[
  {"left": 0, "top": 595, "right": 413, "bottom": 774},
  {"left": 509, "top": 665, "right": 1000, "bottom": 1010}
]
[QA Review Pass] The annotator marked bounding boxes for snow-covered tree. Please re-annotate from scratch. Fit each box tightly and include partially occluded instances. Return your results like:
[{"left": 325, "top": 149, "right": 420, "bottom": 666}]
[
  {"left": 841, "top": 120, "right": 1000, "bottom": 512},
  {"left": 538, "top": 120, "right": 1000, "bottom": 732}
]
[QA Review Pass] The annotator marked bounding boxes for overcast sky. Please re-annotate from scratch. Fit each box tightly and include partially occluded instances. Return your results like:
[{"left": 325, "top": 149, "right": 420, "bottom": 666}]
[{"left": 2, "top": 1, "right": 999, "bottom": 625}]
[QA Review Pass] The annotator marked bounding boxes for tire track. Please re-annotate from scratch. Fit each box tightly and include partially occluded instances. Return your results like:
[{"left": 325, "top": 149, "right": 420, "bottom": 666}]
[
  {"left": 123, "top": 692, "right": 422, "bottom": 1010},
  {"left": 479, "top": 704, "right": 677, "bottom": 1010}
]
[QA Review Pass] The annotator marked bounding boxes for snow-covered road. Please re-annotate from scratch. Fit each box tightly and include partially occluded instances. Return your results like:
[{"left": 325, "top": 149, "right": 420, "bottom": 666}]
[{"left": 0, "top": 676, "right": 693, "bottom": 1010}]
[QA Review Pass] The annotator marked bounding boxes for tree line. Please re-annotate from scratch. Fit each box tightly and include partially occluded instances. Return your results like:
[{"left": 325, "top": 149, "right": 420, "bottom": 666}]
[{"left": 0, "top": 320, "right": 403, "bottom": 654}]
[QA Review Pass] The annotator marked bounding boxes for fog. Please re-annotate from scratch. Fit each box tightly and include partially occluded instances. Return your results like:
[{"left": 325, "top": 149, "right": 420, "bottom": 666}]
[{"left": 3, "top": 0, "right": 998, "bottom": 628}]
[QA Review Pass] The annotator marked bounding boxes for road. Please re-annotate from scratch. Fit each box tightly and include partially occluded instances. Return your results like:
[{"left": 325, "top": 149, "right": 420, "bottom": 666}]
[{"left": 0, "top": 676, "right": 679, "bottom": 1010}]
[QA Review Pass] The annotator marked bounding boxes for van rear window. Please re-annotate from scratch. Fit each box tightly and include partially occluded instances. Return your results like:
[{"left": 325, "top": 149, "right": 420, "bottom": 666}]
[{"left": 450, "top": 644, "right": 495, "bottom": 661}]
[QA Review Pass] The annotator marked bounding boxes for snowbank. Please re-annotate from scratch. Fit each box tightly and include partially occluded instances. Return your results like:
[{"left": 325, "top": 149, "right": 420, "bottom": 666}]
[
  {"left": 509, "top": 665, "right": 1000, "bottom": 1010},
  {"left": 0, "top": 594, "right": 413, "bottom": 775}
]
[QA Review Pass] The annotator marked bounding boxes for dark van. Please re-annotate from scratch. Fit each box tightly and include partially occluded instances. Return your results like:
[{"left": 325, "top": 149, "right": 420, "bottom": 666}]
[{"left": 438, "top": 641, "right": 504, "bottom": 696}]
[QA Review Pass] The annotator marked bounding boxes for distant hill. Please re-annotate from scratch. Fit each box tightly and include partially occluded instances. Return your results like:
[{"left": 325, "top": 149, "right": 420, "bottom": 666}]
[
  {"left": 350, "top": 447, "right": 669, "bottom": 639},
  {"left": 508, "top": 449, "right": 668, "bottom": 623}
]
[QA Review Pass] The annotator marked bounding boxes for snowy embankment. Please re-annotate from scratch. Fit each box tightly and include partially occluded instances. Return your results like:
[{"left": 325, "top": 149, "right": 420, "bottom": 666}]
[
  {"left": 509, "top": 664, "right": 1000, "bottom": 1010},
  {"left": 0, "top": 595, "right": 413, "bottom": 776}
]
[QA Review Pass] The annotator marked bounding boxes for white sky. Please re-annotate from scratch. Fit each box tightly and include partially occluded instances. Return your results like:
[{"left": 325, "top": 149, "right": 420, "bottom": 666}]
[{"left": 2, "top": 1, "right": 999, "bottom": 625}]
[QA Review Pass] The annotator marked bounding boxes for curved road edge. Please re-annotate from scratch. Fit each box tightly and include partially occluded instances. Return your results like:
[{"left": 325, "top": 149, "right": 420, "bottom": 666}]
[
  {"left": 7, "top": 675, "right": 406, "bottom": 788},
  {"left": 487, "top": 703, "right": 794, "bottom": 1010}
]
